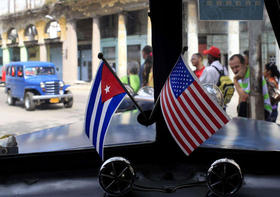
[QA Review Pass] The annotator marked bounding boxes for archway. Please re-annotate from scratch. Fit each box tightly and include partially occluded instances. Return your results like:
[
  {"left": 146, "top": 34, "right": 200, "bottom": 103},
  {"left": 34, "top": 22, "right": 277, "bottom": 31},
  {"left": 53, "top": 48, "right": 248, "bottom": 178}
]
[
  {"left": 45, "top": 20, "right": 61, "bottom": 39},
  {"left": 7, "top": 28, "right": 18, "bottom": 44},
  {"left": 7, "top": 28, "right": 20, "bottom": 61},
  {"left": 25, "top": 25, "right": 38, "bottom": 41}
]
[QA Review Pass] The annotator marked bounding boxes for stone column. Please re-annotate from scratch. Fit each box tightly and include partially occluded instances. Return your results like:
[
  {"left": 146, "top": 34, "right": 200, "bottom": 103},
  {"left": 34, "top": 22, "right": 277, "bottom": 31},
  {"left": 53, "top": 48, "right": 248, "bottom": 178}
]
[
  {"left": 187, "top": 0, "right": 198, "bottom": 69},
  {"left": 20, "top": 46, "right": 28, "bottom": 61},
  {"left": 62, "top": 20, "right": 78, "bottom": 83},
  {"left": 2, "top": 48, "right": 10, "bottom": 65},
  {"left": 39, "top": 44, "right": 47, "bottom": 61},
  {"left": 17, "top": 29, "right": 28, "bottom": 61},
  {"left": 147, "top": 15, "right": 152, "bottom": 46},
  {"left": 35, "top": 20, "right": 48, "bottom": 62},
  {"left": 117, "top": 13, "right": 127, "bottom": 78},
  {"left": 228, "top": 21, "right": 239, "bottom": 79},
  {"left": 2, "top": 33, "right": 10, "bottom": 65},
  {"left": 92, "top": 17, "right": 101, "bottom": 79},
  {"left": 248, "top": 20, "right": 264, "bottom": 120}
]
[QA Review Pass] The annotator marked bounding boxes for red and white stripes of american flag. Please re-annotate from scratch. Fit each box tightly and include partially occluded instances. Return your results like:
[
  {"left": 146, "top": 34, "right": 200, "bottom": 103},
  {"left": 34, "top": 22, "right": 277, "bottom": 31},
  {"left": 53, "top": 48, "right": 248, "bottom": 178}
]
[{"left": 160, "top": 56, "right": 230, "bottom": 156}]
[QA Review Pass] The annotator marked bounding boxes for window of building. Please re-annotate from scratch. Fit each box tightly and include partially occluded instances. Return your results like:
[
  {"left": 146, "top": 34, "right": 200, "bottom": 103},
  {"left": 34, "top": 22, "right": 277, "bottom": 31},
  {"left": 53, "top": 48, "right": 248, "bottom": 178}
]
[
  {"left": 8, "top": 28, "right": 18, "bottom": 44},
  {"left": 103, "top": 47, "right": 116, "bottom": 65},
  {"left": 27, "top": 46, "right": 39, "bottom": 60},
  {"left": 100, "top": 15, "right": 118, "bottom": 38},
  {"left": 10, "top": 47, "right": 20, "bottom": 61},
  {"left": 126, "top": 10, "right": 147, "bottom": 36},
  {"left": 127, "top": 45, "right": 141, "bottom": 64},
  {"left": 77, "top": 19, "right": 92, "bottom": 42}
]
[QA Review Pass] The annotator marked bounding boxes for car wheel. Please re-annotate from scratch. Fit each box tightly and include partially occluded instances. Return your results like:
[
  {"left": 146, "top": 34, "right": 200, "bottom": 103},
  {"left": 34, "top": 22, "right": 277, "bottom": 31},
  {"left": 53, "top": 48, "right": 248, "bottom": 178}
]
[
  {"left": 63, "top": 90, "right": 73, "bottom": 108},
  {"left": 24, "top": 92, "right": 35, "bottom": 111},
  {"left": 7, "top": 90, "right": 16, "bottom": 105}
]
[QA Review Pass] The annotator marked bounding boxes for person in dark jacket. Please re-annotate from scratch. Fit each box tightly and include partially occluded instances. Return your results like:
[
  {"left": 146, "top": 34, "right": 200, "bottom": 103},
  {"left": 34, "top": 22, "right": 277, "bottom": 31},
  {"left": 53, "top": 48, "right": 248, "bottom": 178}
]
[{"left": 140, "top": 45, "right": 153, "bottom": 87}]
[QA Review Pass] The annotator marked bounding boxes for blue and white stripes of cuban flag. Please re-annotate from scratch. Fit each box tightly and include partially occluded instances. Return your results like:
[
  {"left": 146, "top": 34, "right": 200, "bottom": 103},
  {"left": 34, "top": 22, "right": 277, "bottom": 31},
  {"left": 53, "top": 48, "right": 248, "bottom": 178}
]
[{"left": 85, "top": 62, "right": 126, "bottom": 160}]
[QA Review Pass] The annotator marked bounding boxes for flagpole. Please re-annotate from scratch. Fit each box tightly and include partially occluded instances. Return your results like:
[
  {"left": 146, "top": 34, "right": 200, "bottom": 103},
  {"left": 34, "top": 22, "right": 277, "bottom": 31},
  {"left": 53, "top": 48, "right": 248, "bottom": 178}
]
[{"left": 98, "top": 53, "right": 149, "bottom": 122}]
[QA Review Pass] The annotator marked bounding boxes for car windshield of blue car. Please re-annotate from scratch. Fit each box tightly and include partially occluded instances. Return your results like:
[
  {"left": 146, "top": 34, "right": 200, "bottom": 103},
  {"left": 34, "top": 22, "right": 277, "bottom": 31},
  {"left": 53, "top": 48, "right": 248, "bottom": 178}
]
[{"left": 25, "top": 67, "right": 55, "bottom": 76}]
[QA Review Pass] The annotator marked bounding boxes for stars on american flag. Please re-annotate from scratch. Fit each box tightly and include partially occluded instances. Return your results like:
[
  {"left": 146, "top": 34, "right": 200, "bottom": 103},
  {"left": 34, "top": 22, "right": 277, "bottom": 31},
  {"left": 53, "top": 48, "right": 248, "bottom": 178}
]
[{"left": 170, "top": 59, "right": 194, "bottom": 98}]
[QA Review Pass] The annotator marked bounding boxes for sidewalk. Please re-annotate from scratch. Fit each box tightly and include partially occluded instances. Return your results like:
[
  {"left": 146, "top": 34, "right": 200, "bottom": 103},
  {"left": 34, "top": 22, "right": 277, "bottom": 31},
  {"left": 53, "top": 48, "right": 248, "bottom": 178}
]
[{"left": 68, "top": 81, "right": 92, "bottom": 91}]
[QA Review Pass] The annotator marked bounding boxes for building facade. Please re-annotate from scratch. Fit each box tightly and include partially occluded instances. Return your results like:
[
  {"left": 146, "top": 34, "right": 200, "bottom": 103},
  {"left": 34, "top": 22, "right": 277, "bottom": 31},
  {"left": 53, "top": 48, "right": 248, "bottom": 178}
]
[
  {"left": 0, "top": 0, "right": 278, "bottom": 83},
  {"left": 0, "top": 0, "right": 151, "bottom": 83}
]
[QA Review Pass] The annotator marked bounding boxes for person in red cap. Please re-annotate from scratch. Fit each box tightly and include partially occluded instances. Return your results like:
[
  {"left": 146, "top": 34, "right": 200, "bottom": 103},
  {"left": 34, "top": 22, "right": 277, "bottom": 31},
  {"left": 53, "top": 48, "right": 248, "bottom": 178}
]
[{"left": 200, "top": 46, "right": 228, "bottom": 85}]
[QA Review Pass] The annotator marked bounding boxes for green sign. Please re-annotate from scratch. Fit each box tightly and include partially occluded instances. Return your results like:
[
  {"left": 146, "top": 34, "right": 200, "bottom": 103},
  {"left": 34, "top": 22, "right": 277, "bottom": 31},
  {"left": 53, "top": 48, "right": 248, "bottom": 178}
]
[{"left": 199, "top": 0, "right": 264, "bottom": 20}]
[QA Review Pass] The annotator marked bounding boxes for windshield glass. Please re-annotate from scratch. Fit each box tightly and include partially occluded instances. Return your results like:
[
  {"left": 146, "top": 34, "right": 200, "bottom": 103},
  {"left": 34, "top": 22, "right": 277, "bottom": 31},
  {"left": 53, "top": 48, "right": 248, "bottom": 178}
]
[
  {"left": 25, "top": 66, "right": 55, "bottom": 76},
  {"left": 0, "top": 1, "right": 279, "bottom": 157}
]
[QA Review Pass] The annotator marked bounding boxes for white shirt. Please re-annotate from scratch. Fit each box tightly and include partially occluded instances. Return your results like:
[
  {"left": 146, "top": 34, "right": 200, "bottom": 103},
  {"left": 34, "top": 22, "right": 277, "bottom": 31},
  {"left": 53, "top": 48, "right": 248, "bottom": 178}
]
[{"left": 199, "top": 60, "right": 228, "bottom": 85}]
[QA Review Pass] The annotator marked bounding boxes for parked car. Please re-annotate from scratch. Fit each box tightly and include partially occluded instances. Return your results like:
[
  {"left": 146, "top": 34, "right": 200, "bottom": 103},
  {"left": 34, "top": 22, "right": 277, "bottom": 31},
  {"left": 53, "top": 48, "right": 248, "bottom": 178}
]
[
  {"left": 117, "top": 85, "right": 154, "bottom": 112},
  {"left": 5, "top": 61, "right": 73, "bottom": 111}
]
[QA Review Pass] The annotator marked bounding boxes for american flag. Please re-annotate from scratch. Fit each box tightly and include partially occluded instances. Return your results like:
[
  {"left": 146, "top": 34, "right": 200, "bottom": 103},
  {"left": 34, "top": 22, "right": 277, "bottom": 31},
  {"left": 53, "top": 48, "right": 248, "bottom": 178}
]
[
  {"left": 160, "top": 56, "right": 230, "bottom": 156},
  {"left": 85, "top": 62, "right": 126, "bottom": 160}
]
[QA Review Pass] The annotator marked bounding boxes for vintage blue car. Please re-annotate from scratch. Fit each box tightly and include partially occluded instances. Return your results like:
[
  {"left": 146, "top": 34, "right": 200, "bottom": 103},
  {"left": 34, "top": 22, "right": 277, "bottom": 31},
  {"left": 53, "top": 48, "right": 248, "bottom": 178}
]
[{"left": 5, "top": 61, "right": 73, "bottom": 111}]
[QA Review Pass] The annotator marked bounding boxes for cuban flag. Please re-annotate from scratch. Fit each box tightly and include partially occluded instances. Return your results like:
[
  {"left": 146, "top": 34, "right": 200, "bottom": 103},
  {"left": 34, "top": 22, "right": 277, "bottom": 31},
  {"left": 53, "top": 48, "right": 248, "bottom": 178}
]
[
  {"left": 160, "top": 56, "right": 230, "bottom": 156},
  {"left": 85, "top": 62, "right": 126, "bottom": 160}
]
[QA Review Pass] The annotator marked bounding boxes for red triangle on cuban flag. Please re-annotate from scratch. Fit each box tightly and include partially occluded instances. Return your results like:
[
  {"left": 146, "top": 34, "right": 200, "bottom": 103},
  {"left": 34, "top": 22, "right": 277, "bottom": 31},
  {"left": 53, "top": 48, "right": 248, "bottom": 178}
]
[{"left": 101, "top": 64, "right": 126, "bottom": 103}]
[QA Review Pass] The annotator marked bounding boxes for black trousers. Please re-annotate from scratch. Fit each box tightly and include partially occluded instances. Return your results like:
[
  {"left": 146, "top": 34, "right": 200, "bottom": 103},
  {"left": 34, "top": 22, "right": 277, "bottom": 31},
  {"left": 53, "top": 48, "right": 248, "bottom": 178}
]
[
  {"left": 237, "top": 102, "right": 248, "bottom": 118},
  {"left": 237, "top": 102, "right": 270, "bottom": 120}
]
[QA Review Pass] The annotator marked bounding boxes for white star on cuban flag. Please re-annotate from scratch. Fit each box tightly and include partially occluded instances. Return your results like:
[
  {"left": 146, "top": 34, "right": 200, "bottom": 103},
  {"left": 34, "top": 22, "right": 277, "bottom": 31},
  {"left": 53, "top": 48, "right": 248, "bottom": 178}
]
[{"left": 104, "top": 85, "right": 110, "bottom": 94}]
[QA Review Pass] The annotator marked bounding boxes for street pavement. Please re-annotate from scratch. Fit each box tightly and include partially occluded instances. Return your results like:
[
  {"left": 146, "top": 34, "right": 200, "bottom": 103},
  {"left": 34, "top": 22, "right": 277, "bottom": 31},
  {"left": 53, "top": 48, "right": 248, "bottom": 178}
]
[
  {"left": 0, "top": 83, "right": 279, "bottom": 137},
  {"left": 0, "top": 83, "right": 91, "bottom": 136}
]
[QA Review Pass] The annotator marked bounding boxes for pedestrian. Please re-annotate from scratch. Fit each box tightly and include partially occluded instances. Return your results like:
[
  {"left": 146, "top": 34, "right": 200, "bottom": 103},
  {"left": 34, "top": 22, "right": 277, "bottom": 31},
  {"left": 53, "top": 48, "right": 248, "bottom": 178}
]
[
  {"left": 121, "top": 61, "right": 140, "bottom": 93},
  {"left": 112, "top": 63, "right": 116, "bottom": 72},
  {"left": 264, "top": 62, "right": 280, "bottom": 122},
  {"left": 191, "top": 53, "right": 205, "bottom": 78},
  {"left": 200, "top": 46, "right": 228, "bottom": 85},
  {"left": 229, "top": 54, "right": 272, "bottom": 119},
  {"left": 140, "top": 45, "right": 153, "bottom": 87}
]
